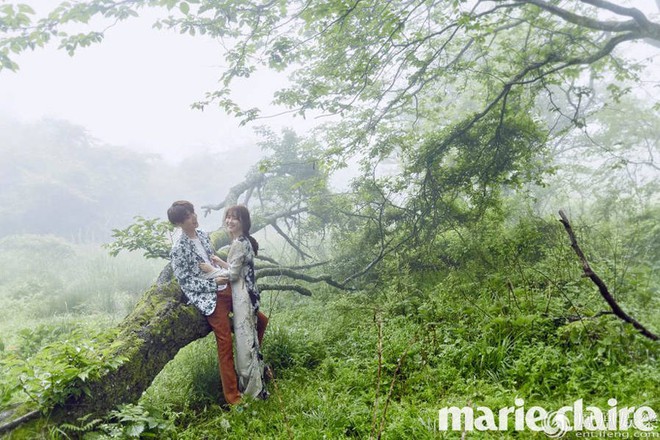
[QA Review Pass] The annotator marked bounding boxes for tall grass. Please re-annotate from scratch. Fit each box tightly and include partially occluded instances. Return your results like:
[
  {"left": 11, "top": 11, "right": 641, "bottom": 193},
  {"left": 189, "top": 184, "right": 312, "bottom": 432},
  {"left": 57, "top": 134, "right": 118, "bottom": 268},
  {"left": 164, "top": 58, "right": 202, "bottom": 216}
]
[{"left": 0, "top": 234, "right": 165, "bottom": 349}]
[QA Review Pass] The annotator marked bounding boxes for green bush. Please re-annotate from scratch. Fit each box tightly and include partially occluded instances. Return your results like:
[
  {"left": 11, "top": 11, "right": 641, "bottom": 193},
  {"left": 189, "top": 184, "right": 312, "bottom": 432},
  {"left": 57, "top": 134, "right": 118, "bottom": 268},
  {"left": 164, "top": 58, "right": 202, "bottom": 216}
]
[{"left": 0, "top": 328, "right": 125, "bottom": 411}]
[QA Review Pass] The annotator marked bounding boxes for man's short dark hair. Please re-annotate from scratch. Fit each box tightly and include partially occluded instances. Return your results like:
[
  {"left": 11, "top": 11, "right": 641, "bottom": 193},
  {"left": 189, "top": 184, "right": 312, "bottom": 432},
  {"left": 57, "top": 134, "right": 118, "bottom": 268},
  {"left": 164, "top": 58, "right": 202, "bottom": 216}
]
[{"left": 167, "top": 200, "right": 194, "bottom": 225}]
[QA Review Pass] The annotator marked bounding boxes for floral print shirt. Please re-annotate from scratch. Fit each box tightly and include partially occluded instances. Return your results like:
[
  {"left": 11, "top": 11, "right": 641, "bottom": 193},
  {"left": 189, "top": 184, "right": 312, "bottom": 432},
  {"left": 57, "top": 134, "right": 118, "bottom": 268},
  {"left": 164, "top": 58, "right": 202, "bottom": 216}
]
[{"left": 170, "top": 229, "right": 219, "bottom": 316}]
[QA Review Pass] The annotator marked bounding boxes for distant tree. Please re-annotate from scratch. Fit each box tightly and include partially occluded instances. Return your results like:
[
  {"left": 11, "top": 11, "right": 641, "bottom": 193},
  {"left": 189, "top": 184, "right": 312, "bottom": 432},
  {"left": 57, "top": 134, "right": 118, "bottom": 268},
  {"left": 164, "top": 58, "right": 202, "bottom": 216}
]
[{"left": 0, "top": 118, "right": 152, "bottom": 239}]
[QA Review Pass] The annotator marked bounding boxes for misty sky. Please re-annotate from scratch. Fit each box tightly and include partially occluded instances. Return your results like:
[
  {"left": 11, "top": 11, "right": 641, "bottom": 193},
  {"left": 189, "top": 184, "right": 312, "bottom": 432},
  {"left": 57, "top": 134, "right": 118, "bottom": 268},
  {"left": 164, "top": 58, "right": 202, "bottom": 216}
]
[
  {"left": 0, "top": 2, "right": 658, "bottom": 165},
  {"left": 0, "top": 4, "right": 319, "bottom": 164}
]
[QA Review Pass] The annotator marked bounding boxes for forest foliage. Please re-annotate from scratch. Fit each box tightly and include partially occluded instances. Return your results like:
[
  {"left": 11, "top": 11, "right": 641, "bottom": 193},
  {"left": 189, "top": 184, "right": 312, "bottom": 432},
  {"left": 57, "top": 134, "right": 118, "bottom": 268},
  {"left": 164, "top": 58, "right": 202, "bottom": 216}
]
[{"left": 0, "top": 0, "right": 659, "bottom": 438}]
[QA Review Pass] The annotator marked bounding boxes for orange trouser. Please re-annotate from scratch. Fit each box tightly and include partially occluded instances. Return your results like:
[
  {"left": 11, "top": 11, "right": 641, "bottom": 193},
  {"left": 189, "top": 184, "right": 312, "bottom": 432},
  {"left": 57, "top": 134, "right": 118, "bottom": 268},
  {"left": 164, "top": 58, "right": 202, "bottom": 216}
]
[{"left": 206, "top": 284, "right": 268, "bottom": 404}]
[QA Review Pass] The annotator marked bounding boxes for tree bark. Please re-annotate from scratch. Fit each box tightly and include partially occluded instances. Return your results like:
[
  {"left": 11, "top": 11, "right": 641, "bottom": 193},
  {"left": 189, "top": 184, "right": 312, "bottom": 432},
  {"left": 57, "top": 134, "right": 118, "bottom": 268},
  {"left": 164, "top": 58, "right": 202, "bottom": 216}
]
[{"left": 55, "top": 268, "right": 213, "bottom": 421}]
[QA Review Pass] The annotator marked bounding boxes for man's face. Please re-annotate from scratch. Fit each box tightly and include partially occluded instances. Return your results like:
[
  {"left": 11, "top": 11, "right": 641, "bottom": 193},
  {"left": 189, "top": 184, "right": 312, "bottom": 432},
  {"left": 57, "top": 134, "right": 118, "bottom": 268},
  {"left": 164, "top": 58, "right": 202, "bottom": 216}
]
[{"left": 180, "top": 211, "right": 199, "bottom": 231}]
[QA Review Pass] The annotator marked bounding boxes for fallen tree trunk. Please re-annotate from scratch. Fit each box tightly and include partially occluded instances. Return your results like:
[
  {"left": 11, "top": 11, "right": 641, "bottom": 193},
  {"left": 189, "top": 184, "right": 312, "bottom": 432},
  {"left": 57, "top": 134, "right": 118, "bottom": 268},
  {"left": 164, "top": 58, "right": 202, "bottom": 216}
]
[
  {"left": 53, "top": 268, "right": 213, "bottom": 421},
  {"left": 1, "top": 266, "right": 212, "bottom": 435}
]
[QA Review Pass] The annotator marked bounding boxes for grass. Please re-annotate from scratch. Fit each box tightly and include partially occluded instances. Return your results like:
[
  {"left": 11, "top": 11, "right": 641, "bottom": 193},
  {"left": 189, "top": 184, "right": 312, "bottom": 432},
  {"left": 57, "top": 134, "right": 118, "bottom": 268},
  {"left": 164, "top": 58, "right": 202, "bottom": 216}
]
[
  {"left": 135, "top": 284, "right": 659, "bottom": 439},
  {"left": 0, "top": 228, "right": 658, "bottom": 439},
  {"left": 0, "top": 234, "right": 165, "bottom": 350}
]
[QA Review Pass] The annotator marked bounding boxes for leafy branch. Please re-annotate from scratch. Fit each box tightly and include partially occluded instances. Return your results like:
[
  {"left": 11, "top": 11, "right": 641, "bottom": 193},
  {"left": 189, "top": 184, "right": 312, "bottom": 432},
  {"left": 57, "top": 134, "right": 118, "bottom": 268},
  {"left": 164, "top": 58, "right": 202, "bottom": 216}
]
[{"left": 104, "top": 216, "right": 175, "bottom": 260}]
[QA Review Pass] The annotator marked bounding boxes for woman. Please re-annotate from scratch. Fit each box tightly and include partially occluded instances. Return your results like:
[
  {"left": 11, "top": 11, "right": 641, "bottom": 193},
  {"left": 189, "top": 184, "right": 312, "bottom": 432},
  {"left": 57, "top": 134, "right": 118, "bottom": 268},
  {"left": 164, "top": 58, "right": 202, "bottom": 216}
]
[{"left": 201, "top": 205, "right": 268, "bottom": 400}]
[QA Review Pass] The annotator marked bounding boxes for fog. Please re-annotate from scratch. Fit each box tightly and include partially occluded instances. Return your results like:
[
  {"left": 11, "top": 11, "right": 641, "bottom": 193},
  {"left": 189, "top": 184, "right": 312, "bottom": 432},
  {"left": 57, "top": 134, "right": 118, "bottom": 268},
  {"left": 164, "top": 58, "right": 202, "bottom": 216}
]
[
  {"left": 0, "top": 4, "right": 325, "bottom": 239},
  {"left": 0, "top": 4, "right": 318, "bottom": 163}
]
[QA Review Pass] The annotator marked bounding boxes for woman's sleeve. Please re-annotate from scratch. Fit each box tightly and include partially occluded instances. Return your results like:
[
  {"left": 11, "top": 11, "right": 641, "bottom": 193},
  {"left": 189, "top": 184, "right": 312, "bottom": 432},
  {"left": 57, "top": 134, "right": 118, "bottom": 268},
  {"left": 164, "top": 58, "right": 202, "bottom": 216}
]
[{"left": 225, "top": 240, "right": 247, "bottom": 282}]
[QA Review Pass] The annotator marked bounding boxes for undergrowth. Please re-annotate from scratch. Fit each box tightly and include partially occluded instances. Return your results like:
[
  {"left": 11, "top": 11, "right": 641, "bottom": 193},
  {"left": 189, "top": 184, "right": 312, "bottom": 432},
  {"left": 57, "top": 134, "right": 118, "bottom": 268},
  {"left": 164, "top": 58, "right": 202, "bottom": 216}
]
[{"left": 1, "top": 212, "right": 658, "bottom": 439}]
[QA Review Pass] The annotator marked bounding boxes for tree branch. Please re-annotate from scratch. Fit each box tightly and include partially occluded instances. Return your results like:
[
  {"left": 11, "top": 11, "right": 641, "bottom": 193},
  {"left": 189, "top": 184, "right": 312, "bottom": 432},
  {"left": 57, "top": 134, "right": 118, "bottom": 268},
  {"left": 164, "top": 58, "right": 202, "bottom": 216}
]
[
  {"left": 507, "top": 0, "right": 639, "bottom": 33},
  {"left": 200, "top": 172, "right": 266, "bottom": 215},
  {"left": 269, "top": 221, "right": 313, "bottom": 260},
  {"left": 558, "top": 210, "right": 658, "bottom": 341},
  {"left": 257, "top": 267, "right": 353, "bottom": 290},
  {"left": 258, "top": 283, "right": 313, "bottom": 296},
  {"left": 257, "top": 261, "right": 330, "bottom": 271},
  {"left": 255, "top": 254, "right": 281, "bottom": 265},
  {"left": 502, "top": 0, "right": 660, "bottom": 42},
  {"left": 0, "top": 410, "right": 40, "bottom": 435},
  {"left": 580, "top": 0, "right": 655, "bottom": 25}
]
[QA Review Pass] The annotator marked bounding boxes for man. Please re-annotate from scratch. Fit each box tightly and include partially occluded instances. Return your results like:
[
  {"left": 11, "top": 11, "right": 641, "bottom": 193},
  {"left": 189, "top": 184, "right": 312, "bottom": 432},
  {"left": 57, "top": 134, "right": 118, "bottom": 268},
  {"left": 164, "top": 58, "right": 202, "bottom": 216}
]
[{"left": 167, "top": 200, "right": 268, "bottom": 405}]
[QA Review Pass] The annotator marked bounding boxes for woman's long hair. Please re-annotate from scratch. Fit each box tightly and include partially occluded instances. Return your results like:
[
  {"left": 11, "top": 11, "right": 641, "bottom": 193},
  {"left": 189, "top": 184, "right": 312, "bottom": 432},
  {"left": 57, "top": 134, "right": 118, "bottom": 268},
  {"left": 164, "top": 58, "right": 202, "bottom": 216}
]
[{"left": 225, "top": 205, "right": 259, "bottom": 255}]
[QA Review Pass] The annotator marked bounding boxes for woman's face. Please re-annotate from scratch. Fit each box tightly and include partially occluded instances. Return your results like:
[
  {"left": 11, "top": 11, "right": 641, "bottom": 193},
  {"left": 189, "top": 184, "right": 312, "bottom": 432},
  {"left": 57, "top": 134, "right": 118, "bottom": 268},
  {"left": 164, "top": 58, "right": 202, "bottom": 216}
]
[{"left": 225, "top": 213, "right": 242, "bottom": 236}]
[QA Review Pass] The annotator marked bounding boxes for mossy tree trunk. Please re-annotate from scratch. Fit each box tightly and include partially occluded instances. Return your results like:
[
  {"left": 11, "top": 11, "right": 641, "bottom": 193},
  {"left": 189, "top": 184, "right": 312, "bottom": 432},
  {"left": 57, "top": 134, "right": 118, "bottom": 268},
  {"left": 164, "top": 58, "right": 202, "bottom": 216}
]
[{"left": 53, "top": 265, "right": 213, "bottom": 421}]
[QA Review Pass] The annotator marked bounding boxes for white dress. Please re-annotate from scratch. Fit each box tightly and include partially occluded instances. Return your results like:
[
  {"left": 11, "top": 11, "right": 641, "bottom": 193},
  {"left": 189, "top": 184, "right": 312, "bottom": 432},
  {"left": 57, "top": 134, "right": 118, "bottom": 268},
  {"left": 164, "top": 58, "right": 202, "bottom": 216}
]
[{"left": 216, "top": 236, "right": 267, "bottom": 399}]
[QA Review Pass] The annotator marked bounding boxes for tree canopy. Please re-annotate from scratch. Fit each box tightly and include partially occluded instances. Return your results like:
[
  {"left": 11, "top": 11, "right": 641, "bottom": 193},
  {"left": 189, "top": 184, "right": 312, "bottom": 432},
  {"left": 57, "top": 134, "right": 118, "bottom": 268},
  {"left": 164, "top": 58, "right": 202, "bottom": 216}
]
[{"left": 2, "top": 0, "right": 658, "bottom": 283}]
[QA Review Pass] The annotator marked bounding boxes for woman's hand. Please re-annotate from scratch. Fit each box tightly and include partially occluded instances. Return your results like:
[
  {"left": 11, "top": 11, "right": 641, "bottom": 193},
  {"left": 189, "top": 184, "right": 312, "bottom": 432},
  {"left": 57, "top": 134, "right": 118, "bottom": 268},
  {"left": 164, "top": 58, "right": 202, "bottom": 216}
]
[
  {"left": 200, "top": 262, "right": 214, "bottom": 273},
  {"left": 211, "top": 255, "right": 228, "bottom": 268}
]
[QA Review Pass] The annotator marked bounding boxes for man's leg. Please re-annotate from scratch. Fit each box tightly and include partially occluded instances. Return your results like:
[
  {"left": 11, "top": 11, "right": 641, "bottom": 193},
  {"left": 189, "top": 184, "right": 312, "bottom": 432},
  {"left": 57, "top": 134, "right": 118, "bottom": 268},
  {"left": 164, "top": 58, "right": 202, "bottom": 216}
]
[{"left": 206, "top": 287, "right": 241, "bottom": 405}]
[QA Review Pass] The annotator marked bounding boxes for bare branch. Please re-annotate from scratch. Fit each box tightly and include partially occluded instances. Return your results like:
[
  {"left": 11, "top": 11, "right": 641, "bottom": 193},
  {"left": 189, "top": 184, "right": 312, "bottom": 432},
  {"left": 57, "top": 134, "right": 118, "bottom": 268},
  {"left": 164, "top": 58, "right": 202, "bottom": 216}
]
[
  {"left": 498, "top": 0, "right": 660, "bottom": 42},
  {"left": 580, "top": 0, "right": 656, "bottom": 26},
  {"left": 255, "top": 254, "right": 280, "bottom": 265},
  {"left": 506, "top": 0, "right": 638, "bottom": 32},
  {"left": 257, "top": 267, "right": 353, "bottom": 290},
  {"left": 258, "top": 283, "right": 313, "bottom": 296},
  {"left": 257, "top": 261, "right": 330, "bottom": 271},
  {"left": 0, "top": 410, "right": 40, "bottom": 435},
  {"left": 200, "top": 172, "right": 266, "bottom": 215},
  {"left": 558, "top": 210, "right": 658, "bottom": 341},
  {"left": 270, "top": 221, "right": 313, "bottom": 260}
]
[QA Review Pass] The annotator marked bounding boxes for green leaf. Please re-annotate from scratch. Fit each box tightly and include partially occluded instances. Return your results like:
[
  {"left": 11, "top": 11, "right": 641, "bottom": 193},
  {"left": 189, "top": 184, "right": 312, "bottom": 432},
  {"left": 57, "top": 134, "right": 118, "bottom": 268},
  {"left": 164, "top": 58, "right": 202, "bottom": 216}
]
[
  {"left": 17, "top": 3, "right": 35, "bottom": 14},
  {"left": 126, "top": 423, "right": 145, "bottom": 437}
]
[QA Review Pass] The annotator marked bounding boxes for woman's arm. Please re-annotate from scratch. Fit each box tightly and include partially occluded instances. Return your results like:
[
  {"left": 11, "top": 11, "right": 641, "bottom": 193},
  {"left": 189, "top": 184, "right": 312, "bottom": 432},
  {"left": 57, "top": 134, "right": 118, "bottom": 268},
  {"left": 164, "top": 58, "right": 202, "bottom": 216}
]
[
  {"left": 225, "top": 240, "right": 247, "bottom": 282},
  {"left": 210, "top": 255, "right": 229, "bottom": 269}
]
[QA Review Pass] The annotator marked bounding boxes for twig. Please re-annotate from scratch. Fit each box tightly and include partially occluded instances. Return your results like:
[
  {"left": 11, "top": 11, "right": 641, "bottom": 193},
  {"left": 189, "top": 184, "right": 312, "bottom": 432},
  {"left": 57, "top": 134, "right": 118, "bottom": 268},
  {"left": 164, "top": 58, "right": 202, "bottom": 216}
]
[
  {"left": 369, "top": 313, "right": 384, "bottom": 440},
  {"left": 0, "top": 410, "right": 40, "bottom": 435},
  {"left": 558, "top": 210, "right": 658, "bottom": 341}
]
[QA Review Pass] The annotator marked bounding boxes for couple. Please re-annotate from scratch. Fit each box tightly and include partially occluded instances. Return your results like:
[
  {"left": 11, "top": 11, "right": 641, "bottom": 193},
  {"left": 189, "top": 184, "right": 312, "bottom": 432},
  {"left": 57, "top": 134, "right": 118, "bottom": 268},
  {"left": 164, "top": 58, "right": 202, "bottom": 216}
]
[{"left": 167, "top": 201, "right": 268, "bottom": 405}]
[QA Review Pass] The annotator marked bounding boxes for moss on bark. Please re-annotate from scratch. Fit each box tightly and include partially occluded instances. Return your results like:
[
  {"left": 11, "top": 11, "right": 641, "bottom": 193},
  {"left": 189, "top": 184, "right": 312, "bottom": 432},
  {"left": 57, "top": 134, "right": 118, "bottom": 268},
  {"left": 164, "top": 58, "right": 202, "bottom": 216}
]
[{"left": 50, "top": 272, "right": 212, "bottom": 421}]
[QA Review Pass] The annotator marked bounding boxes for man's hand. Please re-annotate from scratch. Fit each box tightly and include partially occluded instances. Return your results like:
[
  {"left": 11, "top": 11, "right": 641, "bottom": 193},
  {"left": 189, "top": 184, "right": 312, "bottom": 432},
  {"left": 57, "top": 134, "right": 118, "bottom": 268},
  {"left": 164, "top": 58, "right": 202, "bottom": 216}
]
[
  {"left": 200, "top": 262, "right": 214, "bottom": 273},
  {"left": 214, "top": 276, "right": 229, "bottom": 285}
]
